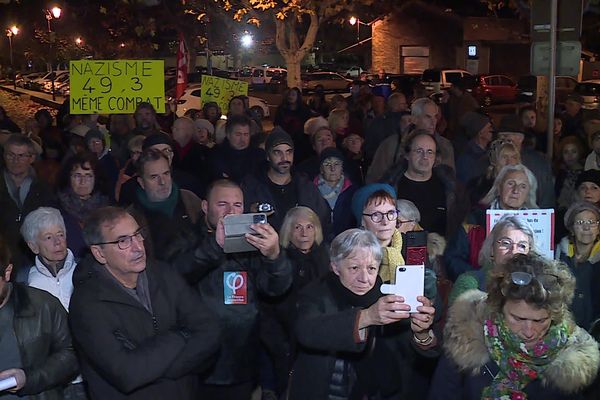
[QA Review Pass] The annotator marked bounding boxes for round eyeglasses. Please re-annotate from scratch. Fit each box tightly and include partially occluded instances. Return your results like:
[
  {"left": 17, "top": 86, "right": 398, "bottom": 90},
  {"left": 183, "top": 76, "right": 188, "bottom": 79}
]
[{"left": 362, "top": 210, "right": 399, "bottom": 223}]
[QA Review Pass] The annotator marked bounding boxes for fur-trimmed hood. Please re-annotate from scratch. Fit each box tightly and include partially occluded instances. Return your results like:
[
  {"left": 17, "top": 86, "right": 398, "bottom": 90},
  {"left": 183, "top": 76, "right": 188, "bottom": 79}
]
[{"left": 444, "top": 290, "right": 600, "bottom": 394}]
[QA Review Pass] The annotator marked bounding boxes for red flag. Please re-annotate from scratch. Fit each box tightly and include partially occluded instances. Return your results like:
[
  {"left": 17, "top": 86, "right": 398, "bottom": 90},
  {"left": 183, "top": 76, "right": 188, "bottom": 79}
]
[{"left": 175, "top": 33, "right": 188, "bottom": 100}]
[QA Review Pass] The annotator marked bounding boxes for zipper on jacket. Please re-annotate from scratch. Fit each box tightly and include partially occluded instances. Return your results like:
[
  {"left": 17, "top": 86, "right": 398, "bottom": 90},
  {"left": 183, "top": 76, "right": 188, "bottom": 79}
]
[{"left": 152, "top": 315, "right": 158, "bottom": 332}]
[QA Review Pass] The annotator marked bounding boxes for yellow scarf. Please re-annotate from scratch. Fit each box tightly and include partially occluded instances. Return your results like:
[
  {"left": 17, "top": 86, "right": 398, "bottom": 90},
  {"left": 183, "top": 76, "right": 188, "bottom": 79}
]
[{"left": 379, "top": 229, "right": 405, "bottom": 283}]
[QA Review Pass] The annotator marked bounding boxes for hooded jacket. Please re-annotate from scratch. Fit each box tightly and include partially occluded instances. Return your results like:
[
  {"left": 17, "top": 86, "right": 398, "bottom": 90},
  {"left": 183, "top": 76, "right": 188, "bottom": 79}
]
[
  {"left": 428, "top": 290, "right": 600, "bottom": 400},
  {"left": 556, "top": 237, "right": 600, "bottom": 331}
]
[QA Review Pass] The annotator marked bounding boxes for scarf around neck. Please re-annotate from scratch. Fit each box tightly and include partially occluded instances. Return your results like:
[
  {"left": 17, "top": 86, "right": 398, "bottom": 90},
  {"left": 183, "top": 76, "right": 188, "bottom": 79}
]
[
  {"left": 316, "top": 175, "right": 345, "bottom": 209},
  {"left": 59, "top": 188, "right": 109, "bottom": 223},
  {"left": 379, "top": 229, "right": 405, "bottom": 283},
  {"left": 482, "top": 313, "right": 570, "bottom": 400},
  {"left": 135, "top": 183, "right": 180, "bottom": 217}
]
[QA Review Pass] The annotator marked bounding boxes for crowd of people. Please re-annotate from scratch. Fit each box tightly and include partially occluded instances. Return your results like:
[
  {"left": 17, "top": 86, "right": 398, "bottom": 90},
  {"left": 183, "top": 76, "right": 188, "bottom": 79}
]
[{"left": 0, "top": 77, "right": 599, "bottom": 400}]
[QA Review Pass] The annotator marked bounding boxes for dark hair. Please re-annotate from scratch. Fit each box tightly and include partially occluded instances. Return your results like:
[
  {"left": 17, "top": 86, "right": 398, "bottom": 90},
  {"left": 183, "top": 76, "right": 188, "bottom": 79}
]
[
  {"left": 0, "top": 236, "right": 11, "bottom": 278},
  {"left": 134, "top": 102, "right": 156, "bottom": 116},
  {"left": 282, "top": 87, "right": 304, "bottom": 110},
  {"left": 58, "top": 151, "right": 109, "bottom": 195},
  {"left": 403, "top": 129, "right": 439, "bottom": 155},
  {"left": 364, "top": 189, "right": 396, "bottom": 210},
  {"left": 205, "top": 179, "right": 242, "bottom": 201},
  {"left": 83, "top": 206, "right": 132, "bottom": 246},
  {"left": 34, "top": 109, "right": 53, "bottom": 128},
  {"left": 136, "top": 148, "right": 170, "bottom": 177},
  {"left": 228, "top": 96, "right": 248, "bottom": 113},
  {"left": 225, "top": 114, "right": 251, "bottom": 136},
  {"left": 4, "top": 134, "right": 35, "bottom": 154}
]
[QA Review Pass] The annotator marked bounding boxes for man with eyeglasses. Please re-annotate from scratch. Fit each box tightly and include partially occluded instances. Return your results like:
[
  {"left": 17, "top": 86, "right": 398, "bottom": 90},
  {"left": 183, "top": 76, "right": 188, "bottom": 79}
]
[
  {"left": 382, "top": 129, "right": 459, "bottom": 237},
  {"left": 69, "top": 206, "right": 220, "bottom": 399},
  {"left": 0, "top": 134, "right": 55, "bottom": 271}
]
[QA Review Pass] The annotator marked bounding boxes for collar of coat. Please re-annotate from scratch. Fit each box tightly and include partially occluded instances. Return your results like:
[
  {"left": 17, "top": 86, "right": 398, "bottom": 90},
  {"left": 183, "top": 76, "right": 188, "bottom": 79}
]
[
  {"left": 557, "top": 236, "right": 600, "bottom": 264},
  {"left": 444, "top": 290, "right": 600, "bottom": 394}
]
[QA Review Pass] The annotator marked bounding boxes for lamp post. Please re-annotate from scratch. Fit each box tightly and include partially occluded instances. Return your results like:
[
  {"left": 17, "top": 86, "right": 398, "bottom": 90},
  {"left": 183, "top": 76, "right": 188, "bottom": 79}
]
[
  {"left": 45, "top": 6, "right": 61, "bottom": 101},
  {"left": 6, "top": 25, "right": 19, "bottom": 90}
]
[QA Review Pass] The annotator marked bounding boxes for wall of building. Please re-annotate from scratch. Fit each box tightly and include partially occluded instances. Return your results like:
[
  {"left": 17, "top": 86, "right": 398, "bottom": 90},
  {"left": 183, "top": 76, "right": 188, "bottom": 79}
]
[{"left": 372, "top": 3, "right": 463, "bottom": 74}]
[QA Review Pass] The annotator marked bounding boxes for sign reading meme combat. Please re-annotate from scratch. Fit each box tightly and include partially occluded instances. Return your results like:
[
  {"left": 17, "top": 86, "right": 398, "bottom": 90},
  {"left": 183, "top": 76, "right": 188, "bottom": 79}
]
[{"left": 70, "top": 60, "right": 165, "bottom": 114}]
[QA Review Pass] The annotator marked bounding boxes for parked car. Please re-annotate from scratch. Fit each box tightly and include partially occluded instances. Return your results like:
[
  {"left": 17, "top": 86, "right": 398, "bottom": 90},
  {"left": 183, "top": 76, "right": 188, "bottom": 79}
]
[
  {"left": 516, "top": 75, "right": 578, "bottom": 106},
  {"left": 43, "top": 71, "right": 69, "bottom": 93},
  {"left": 344, "top": 66, "right": 364, "bottom": 78},
  {"left": 301, "top": 72, "right": 352, "bottom": 93},
  {"left": 173, "top": 83, "right": 270, "bottom": 119},
  {"left": 28, "top": 70, "right": 68, "bottom": 91},
  {"left": 421, "top": 68, "right": 471, "bottom": 94},
  {"left": 471, "top": 74, "right": 518, "bottom": 106},
  {"left": 17, "top": 72, "right": 45, "bottom": 88},
  {"left": 250, "top": 66, "right": 287, "bottom": 86},
  {"left": 574, "top": 80, "right": 600, "bottom": 110}
]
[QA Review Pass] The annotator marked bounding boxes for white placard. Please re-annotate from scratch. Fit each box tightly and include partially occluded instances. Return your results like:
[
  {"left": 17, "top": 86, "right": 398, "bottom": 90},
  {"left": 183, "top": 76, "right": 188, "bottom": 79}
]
[
  {"left": 0, "top": 376, "right": 17, "bottom": 392},
  {"left": 486, "top": 209, "right": 555, "bottom": 259}
]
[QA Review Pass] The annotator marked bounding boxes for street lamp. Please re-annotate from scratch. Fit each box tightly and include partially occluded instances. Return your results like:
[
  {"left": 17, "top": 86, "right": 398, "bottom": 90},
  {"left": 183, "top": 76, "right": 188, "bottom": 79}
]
[
  {"left": 6, "top": 25, "right": 19, "bottom": 89},
  {"left": 44, "top": 5, "right": 62, "bottom": 101},
  {"left": 241, "top": 33, "right": 253, "bottom": 48},
  {"left": 348, "top": 16, "right": 368, "bottom": 42},
  {"left": 75, "top": 37, "right": 83, "bottom": 45}
]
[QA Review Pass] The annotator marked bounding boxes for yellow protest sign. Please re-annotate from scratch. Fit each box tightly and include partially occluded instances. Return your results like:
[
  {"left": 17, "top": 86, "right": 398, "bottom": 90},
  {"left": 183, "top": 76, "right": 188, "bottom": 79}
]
[
  {"left": 200, "top": 75, "right": 248, "bottom": 114},
  {"left": 70, "top": 60, "right": 165, "bottom": 114}
]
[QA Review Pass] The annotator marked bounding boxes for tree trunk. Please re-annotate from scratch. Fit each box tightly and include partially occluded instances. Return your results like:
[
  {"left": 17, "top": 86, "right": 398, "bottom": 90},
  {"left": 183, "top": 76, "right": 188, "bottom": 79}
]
[{"left": 274, "top": 11, "right": 319, "bottom": 89}]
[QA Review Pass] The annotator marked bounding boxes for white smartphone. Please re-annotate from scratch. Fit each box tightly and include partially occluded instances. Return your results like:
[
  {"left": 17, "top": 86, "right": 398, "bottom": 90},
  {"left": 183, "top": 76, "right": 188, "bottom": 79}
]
[{"left": 380, "top": 265, "right": 425, "bottom": 313}]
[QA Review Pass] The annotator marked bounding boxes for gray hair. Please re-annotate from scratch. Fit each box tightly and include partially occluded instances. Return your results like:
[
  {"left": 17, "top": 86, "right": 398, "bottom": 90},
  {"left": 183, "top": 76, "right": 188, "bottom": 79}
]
[
  {"left": 20, "top": 207, "right": 66, "bottom": 243},
  {"left": 478, "top": 215, "right": 536, "bottom": 266},
  {"left": 304, "top": 116, "right": 329, "bottom": 136},
  {"left": 396, "top": 199, "right": 421, "bottom": 223},
  {"left": 411, "top": 97, "right": 436, "bottom": 117},
  {"left": 330, "top": 228, "right": 382, "bottom": 266},
  {"left": 481, "top": 164, "right": 538, "bottom": 208},
  {"left": 564, "top": 201, "right": 600, "bottom": 234}
]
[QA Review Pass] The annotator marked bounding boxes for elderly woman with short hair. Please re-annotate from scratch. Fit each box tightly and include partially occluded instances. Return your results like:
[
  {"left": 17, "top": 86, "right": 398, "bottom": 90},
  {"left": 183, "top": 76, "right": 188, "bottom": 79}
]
[
  {"left": 445, "top": 164, "right": 538, "bottom": 281},
  {"left": 449, "top": 215, "right": 535, "bottom": 305},
  {"left": 556, "top": 201, "right": 600, "bottom": 330},
  {"left": 429, "top": 253, "right": 600, "bottom": 399},
  {"left": 288, "top": 229, "right": 437, "bottom": 400},
  {"left": 21, "top": 207, "right": 75, "bottom": 296},
  {"left": 396, "top": 199, "right": 423, "bottom": 234}
]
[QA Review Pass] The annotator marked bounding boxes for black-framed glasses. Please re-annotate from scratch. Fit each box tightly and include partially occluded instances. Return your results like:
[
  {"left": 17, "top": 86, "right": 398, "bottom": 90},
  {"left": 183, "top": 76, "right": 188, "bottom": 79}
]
[
  {"left": 511, "top": 271, "right": 559, "bottom": 291},
  {"left": 496, "top": 238, "right": 530, "bottom": 253},
  {"left": 92, "top": 228, "right": 145, "bottom": 250},
  {"left": 363, "top": 210, "right": 399, "bottom": 223},
  {"left": 398, "top": 219, "right": 415, "bottom": 225}
]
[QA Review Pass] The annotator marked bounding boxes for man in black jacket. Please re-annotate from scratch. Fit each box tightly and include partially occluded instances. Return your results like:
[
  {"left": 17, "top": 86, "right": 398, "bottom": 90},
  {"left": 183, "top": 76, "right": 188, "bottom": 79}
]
[
  {"left": 175, "top": 179, "right": 292, "bottom": 400},
  {"left": 241, "top": 127, "right": 330, "bottom": 233},
  {"left": 0, "top": 134, "right": 55, "bottom": 271},
  {"left": 0, "top": 239, "right": 78, "bottom": 399},
  {"left": 69, "top": 207, "right": 220, "bottom": 400}
]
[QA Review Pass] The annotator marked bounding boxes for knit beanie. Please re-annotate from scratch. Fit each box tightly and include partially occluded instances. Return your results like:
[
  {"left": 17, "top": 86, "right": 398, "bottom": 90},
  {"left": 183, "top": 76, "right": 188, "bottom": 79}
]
[{"left": 351, "top": 183, "right": 397, "bottom": 224}]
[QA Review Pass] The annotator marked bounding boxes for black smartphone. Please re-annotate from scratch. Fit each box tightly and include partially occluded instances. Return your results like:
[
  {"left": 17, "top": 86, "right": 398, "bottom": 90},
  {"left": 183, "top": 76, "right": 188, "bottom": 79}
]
[{"left": 402, "top": 230, "right": 428, "bottom": 266}]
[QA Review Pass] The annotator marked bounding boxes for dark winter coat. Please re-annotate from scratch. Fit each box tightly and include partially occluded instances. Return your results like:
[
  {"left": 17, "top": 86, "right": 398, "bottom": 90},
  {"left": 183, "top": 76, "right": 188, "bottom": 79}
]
[
  {"left": 5, "top": 283, "right": 78, "bottom": 400},
  {"left": 288, "top": 273, "right": 439, "bottom": 400},
  {"left": 69, "top": 256, "right": 221, "bottom": 400},
  {"left": 173, "top": 230, "right": 293, "bottom": 385}
]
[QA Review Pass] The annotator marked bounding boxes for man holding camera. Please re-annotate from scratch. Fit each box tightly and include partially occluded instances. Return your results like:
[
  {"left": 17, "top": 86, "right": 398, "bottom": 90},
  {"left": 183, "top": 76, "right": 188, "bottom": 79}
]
[{"left": 175, "top": 179, "right": 292, "bottom": 400}]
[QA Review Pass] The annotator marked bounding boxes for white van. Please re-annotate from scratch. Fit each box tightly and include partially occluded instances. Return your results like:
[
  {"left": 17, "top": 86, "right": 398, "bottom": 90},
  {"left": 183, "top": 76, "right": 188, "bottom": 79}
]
[{"left": 250, "top": 66, "right": 287, "bottom": 85}]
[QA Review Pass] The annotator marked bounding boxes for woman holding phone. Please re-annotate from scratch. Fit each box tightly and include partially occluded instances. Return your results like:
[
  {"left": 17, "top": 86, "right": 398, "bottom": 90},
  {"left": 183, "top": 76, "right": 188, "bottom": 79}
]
[{"left": 288, "top": 229, "right": 438, "bottom": 400}]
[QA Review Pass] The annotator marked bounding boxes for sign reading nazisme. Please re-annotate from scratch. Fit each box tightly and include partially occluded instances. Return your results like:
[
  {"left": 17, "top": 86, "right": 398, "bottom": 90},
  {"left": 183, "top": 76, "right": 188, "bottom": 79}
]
[
  {"left": 200, "top": 75, "right": 249, "bottom": 114},
  {"left": 70, "top": 60, "right": 165, "bottom": 114}
]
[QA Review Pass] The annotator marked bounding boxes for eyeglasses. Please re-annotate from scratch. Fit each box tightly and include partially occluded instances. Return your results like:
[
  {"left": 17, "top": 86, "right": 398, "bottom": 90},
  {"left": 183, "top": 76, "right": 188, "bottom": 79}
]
[
  {"left": 322, "top": 161, "right": 342, "bottom": 169},
  {"left": 5, "top": 152, "right": 32, "bottom": 161},
  {"left": 363, "top": 210, "right": 399, "bottom": 223},
  {"left": 398, "top": 219, "right": 415, "bottom": 225},
  {"left": 511, "top": 271, "right": 559, "bottom": 291},
  {"left": 92, "top": 228, "right": 145, "bottom": 250},
  {"left": 573, "top": 220, "right": 600, "bottom": 227},
  {"left": 71, "top": 173, "right": 94, "bottom": 181},
  {"left": 496, "top": 238, "right": 530, "bottom": 253}
]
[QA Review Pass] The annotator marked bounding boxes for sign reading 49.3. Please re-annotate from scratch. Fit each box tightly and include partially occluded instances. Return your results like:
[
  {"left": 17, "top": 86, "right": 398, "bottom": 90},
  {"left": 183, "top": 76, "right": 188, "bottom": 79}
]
[{"left": 70, "top": 60, "right": 165, "bottom": 114}]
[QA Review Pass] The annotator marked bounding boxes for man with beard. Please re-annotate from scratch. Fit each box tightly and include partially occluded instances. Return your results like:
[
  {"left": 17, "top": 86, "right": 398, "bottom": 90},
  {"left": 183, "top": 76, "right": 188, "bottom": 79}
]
[
  {"left": 241, "top": 127, "right": 330, "bottom": 233},
  {"left": 130, "top": 102, "right": 162, "bottom": 136}
]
